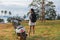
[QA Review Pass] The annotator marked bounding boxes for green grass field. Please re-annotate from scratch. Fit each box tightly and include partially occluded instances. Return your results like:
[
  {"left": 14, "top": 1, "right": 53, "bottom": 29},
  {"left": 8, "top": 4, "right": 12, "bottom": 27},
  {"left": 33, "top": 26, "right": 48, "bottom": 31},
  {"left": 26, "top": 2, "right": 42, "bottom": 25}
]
[{"left": 0, "top": 20, "right": 60, "bottom": 40}]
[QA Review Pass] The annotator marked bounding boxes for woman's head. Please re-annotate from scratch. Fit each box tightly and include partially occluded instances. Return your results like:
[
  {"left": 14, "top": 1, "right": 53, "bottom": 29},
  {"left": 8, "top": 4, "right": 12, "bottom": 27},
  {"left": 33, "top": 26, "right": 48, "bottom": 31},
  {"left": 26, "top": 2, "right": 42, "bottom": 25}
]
[{"left": 30, "top": 8, "right": 35, "bottom": 14}]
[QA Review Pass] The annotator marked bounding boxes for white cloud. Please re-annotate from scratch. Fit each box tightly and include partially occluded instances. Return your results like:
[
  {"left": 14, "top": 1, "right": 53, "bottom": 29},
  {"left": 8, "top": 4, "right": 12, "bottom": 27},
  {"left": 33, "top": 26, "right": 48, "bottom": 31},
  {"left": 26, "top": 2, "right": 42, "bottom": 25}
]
[
  {"left": 0, "top": 0, "right": 32, "bottom": 6},
  {"left": 0, "top": 0, "right": 33, "bottom": 16}
]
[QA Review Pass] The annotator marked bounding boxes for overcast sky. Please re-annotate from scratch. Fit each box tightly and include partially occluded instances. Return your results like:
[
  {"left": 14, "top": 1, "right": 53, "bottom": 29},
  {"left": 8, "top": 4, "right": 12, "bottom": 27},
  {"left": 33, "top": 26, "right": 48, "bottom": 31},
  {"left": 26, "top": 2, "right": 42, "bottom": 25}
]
[
  {"left": 0, "top": 0, "right": 60, "bottom": 16},
  {"left": 0, "top": 0, "right": 32, "bottom": 6},
  {"left": 0, "top": 0, "right": 32, "bottom": 16}
]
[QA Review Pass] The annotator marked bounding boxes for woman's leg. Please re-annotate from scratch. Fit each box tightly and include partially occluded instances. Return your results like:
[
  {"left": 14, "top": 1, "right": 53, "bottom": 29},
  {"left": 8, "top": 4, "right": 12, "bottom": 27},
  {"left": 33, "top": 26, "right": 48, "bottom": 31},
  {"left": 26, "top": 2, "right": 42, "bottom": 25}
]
[
  {"left": 29, "top": 26, "right": 32, "bottom": 36},
  {"left": 32, "top": 25, "right": 35, "bottom": 34}
]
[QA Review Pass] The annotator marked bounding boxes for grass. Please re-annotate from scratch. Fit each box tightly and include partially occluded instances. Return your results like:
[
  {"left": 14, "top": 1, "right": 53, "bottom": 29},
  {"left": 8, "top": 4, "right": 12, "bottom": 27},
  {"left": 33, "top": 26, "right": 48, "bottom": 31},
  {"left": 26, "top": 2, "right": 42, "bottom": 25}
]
[{"left": 0, "top": 20, "right": 60, "bottom": 40}]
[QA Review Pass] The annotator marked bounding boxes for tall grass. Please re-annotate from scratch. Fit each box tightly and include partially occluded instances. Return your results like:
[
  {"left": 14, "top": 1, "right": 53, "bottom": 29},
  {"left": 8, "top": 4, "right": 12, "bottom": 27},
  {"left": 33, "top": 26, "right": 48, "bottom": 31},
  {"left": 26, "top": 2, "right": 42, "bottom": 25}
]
[{"left": 0, "top": 20, "right": 60, "bottom": 40}]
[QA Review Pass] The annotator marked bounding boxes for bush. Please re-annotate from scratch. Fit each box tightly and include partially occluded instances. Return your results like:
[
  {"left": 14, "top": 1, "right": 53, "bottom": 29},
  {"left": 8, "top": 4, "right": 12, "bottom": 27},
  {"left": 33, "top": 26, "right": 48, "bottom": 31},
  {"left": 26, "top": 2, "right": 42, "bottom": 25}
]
[
  {"left": 0, "top": 19, "right": 4, "bottom": 22},
  {"left": 7, "top": 17, "right": 12, "bottom": 22}
]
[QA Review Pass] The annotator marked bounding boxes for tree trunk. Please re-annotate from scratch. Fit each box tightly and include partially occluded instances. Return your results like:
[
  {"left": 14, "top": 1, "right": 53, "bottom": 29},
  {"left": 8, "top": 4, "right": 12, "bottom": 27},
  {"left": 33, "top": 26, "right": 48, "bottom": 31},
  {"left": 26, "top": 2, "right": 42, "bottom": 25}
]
[{"left": 41, "top": 0, "right": 45, "bottom": 22}]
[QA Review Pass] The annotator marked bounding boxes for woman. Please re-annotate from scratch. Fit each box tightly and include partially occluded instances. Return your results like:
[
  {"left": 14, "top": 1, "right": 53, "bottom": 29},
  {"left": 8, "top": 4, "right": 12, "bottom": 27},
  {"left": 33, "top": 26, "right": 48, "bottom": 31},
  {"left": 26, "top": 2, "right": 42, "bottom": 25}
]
[{"left": 28, "top": 8, "right": 37, "bottom": 36}]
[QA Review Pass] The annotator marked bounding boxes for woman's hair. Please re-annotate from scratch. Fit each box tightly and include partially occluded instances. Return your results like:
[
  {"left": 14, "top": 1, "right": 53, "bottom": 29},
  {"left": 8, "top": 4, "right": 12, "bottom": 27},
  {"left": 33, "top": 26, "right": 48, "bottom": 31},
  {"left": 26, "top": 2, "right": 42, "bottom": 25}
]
[{"left": 31, "top": 8, "right": 35, "bottom": 14}]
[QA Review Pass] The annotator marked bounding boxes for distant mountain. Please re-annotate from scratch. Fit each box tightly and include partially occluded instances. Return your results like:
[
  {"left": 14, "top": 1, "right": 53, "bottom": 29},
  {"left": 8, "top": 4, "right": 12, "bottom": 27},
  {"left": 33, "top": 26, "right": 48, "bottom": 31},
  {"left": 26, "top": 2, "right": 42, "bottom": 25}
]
[{"left": 0, "top": 16, "right": 12, "bottom": 18}]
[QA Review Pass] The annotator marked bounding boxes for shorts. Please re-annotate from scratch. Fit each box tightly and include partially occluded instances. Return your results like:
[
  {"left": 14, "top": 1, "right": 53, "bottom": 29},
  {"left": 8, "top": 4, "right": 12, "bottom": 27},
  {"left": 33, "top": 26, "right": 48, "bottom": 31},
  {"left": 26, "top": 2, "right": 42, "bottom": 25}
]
[{"left": 29, "top": 21, "right": 36, "bottom": 26}]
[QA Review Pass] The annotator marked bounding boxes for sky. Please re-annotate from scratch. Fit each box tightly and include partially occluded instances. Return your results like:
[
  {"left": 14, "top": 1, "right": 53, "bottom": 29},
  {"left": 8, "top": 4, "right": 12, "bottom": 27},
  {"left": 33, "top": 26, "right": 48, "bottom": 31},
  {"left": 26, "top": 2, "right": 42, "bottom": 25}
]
[
  {"left": 0, "top": 0, "right": 60, "bottom": 17},
  {"left": 0, "top": 0, "right": 32, "bottom": 16},
  {"left": 0, "top": 0, "right": 32, "bottom": 6}
]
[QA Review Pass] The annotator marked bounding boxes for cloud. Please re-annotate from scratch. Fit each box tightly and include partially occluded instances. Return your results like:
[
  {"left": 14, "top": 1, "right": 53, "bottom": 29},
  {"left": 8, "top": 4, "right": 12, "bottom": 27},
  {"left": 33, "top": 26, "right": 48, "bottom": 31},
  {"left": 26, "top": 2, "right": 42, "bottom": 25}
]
[
  {"left": 0, "top": 0, "right": 33, "bottom": 16},
  {"left": 0, "top": 4, "right": 30, "bottom": 16},
  {"left": 0, "top": 0, "right": 32, "bottom": 6}
]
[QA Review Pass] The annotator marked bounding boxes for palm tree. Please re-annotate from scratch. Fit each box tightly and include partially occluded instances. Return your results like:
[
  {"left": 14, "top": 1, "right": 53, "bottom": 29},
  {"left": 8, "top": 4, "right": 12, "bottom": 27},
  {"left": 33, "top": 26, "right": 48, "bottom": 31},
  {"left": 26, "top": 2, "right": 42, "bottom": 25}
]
[
  {"left": 4, "top": 10, "right": 7, "bottom": 14},
  {"left": 9, "top": 11, "right": 11, "bottom": 15},
  {"left": 1, "top": 10, "right": 3, "bottom": 16},
  {"left": 1, "top": 10, "right": 3, "bottom": 13}
]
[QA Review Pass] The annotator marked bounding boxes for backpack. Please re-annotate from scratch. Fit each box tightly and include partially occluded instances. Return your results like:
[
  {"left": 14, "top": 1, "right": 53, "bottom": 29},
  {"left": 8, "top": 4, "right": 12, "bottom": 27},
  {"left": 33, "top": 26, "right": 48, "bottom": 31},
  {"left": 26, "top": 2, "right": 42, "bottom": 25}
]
[{"left": 30, "top": 13, "right": 37, "bottom": 22}]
